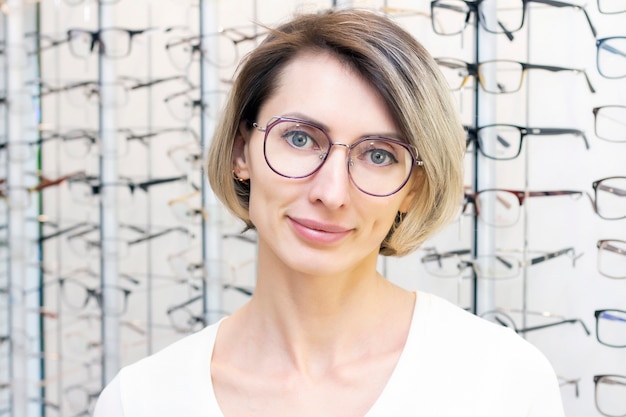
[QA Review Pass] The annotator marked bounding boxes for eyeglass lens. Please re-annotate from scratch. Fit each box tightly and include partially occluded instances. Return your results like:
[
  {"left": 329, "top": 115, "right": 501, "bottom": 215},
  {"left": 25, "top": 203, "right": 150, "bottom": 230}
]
[
  {"left": 471, "top": 190, "right": 521, "bottom": 227},
  {"left": 597, "top": 37, "right": 626, "bottom": 79},
  {"left": 262, "top": 118, "right": 415, "bottom": 197},
  {"left": 431, "top": 0, "right": 526, "bottom": 35},
  {"left": 596, "top": 309, "right": 626, "bottom": 348},
  {"left": 598, "top": 240, "right": 626, "bottom": 279},
  {"left": 595, "top": 374, "right": 626, "bottom": 417},
  {"left": 595, "top": 177, "right": 626, "bottom": 220},
  {"left": 594, "top": 106, "right": 626, "bottom": 143},
  {"left": 476, "top": 125, "right": 524, "bottom": 160},
  {"left": 68, "top": 29, "right": 135, "bottom": 59},
  {"left": 597, "top": 0, "right": 626, "bottom": 14}
]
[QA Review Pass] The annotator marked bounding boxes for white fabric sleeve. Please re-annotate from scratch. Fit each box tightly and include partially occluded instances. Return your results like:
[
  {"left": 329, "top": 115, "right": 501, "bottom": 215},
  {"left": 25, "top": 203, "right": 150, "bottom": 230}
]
[{"left": 93, "top": 373, "right": 125, "bottom": 417}]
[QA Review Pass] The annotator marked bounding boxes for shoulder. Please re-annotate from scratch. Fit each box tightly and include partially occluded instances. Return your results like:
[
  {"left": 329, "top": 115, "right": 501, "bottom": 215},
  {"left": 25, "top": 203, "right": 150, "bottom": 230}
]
[
  {"left": 121, "top": 319, "right": 220, "bottom": 380},
  {"left": 408, "top": 292, "right": 564, "bottom": 416},
  {"left": 97, "top": 320, "right": 223, "bottom": 416}
]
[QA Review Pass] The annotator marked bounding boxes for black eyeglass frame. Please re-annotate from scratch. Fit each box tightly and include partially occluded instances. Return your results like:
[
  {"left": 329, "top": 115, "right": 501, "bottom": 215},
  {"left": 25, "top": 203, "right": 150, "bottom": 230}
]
[
  {"left": 430, "top": 0, "right": 597, "bottom": 39},
  {"left": 465, "top": 123, "right": 589, "bottom": 160},
  {"left": 594, "top": 309, "right": 626, "bottom": 348}
]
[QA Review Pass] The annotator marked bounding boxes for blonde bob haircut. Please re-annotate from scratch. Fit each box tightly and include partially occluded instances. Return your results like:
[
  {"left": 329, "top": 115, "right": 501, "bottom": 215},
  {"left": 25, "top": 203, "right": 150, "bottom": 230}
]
[{"left": 207, "top": 8, "right": 465, "bottom": 257}]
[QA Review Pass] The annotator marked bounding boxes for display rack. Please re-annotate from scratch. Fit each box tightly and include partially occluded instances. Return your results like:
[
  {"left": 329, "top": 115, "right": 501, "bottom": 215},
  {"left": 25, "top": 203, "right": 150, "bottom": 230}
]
[{"left": 0, "top": 1, "right": 624, "bottom": 416}]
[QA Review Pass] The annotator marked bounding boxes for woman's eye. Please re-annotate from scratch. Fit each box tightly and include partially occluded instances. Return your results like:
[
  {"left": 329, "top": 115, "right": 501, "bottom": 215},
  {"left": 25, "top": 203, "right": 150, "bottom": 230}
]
[
  {"left": 283, "top": 130, "right": 317, "bottom": 149},
  {"left": 363, "top": 148, "right": 398, "bottom": 166}
]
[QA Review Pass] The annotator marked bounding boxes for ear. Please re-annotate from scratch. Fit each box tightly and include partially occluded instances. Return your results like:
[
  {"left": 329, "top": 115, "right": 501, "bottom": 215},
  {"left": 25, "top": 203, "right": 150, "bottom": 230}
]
[
  {"left": 233, "top": 122, "right": 251, "bottom": 181},
  {"left": 399, "top": 188, "right": 417, "bottom": 213},
  {"left": 398, "top": 171, "right": 423, "bottom": 213}
]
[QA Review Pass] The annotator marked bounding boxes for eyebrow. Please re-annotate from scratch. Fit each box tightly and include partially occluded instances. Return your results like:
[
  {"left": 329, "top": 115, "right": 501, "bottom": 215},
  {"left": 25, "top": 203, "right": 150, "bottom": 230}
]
[{"left": 279, "top": 111, "right": 405, "bottom": 141}]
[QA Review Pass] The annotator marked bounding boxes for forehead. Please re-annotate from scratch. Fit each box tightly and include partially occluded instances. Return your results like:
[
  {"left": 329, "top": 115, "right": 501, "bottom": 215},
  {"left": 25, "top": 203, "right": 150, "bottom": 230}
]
[{"left": 257, "top": 51, "right": 399, "bottom": 138}]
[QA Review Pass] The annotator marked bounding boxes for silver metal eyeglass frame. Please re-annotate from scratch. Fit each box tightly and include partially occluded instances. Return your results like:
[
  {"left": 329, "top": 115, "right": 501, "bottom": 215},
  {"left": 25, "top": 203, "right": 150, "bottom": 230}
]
[{"left": 251, "top": 116, "right": 424, "bottom": 197}]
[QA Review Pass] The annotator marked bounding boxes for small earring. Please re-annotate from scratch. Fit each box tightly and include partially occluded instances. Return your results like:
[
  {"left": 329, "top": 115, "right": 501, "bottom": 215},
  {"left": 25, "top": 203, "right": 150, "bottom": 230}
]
[{"left": 232, "top": 170, "right": 249, "bottom": 185}]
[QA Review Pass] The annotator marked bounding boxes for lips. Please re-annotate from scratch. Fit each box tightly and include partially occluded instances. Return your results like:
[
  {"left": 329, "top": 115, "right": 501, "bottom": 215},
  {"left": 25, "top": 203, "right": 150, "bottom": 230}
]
[{"left": 287, "top": 216, "right": 352, "bottom": 243}]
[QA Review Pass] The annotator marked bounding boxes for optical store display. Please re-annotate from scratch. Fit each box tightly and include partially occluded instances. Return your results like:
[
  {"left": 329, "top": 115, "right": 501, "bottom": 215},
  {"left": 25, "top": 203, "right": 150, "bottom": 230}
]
[{"left": 0, "top": 1, "right": 624, "bottom": 417}]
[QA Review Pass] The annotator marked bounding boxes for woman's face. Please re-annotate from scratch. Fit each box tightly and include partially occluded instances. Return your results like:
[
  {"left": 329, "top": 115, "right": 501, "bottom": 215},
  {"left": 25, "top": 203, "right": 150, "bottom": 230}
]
[{"left": 234, "top": 52, "right": 417, "bottom": 277}]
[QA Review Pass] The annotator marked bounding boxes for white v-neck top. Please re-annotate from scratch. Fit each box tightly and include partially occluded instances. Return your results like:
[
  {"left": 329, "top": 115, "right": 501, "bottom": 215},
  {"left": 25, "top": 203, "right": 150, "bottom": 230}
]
[{"left": 94, "top": 292, "right": 564, "bottom": 417}]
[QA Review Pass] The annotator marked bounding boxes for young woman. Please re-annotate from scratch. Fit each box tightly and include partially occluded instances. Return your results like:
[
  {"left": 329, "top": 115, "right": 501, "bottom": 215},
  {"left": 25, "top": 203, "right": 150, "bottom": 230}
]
[{"left": 94, "top": 8, "right": 564, "bottom": 416}]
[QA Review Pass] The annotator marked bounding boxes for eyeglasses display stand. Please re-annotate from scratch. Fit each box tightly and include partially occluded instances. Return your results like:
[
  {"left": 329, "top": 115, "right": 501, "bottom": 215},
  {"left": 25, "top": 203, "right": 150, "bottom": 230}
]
[{"left": 0, "top": 1, "right": 624, "bottom": 416}]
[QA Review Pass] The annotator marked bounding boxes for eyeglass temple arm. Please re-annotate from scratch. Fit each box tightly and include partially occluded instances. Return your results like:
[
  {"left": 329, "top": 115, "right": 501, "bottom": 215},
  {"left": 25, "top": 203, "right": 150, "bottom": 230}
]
[
  {"left": 166, "top": 294, "right": 203, "bottom": 315},
  {"left": 39, "top": 221, "right": 93, "bottom": 243},
  {"left": 527, "top": 0, "right": 597, "bottom": 37},
  {"left": 136, "top": 175, "right": 187, "bottom": 192},
  {"left": 421, "top": 248, "right": 471, "bottom": 263},
  {"left": 223, "top": 284, "right": 254, "bottom": 297},
  {"left": 527, "top": 246, "right": 583, "bottom": 267},
  {"left": 522, "top": 63, "right": 596, "bottom": 93},
  {"left": 128, "top": 226, "right": 190, "bottom": 246},
  {"left": 524, "top": 127, "right": 590, "bottom": 149},
  {"left": 517, "top": 318, "right": 591, "bottom": 336}
]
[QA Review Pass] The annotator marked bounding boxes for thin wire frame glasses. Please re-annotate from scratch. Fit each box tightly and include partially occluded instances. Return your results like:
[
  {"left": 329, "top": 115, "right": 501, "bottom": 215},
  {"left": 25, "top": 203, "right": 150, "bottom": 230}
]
[
  {"left": 594, "top": 309, "right": 626, "bottom": 348},
  {"left": 597, "top": 37, "right": 626, "bottom": 79},
  {"left": 465, "top": 124, "right": 589, "bottom": 160},
  {"left": 594, "top": 374, "right": 626, "bottom": 417},
  {"left": 251, "top": 116, "right": 423, "bottom": 197},
  {"left": 421, "top": 246, "right": 580, "bottom": 279},
  {"left": 164, "top": 26, "right": 266, "bottom": 70},
  {"left": 480, "top": 308, "right": 591, "bottom": 336},
  {"left": 593, "top": 106, "right": 626, "bottom": 143}
]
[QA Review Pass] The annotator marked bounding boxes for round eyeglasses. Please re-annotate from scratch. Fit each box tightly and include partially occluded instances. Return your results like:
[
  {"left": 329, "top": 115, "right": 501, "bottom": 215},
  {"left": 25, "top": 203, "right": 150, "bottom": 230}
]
[{"left": 252, "top": 117, "right": 423, "bottom": 197}]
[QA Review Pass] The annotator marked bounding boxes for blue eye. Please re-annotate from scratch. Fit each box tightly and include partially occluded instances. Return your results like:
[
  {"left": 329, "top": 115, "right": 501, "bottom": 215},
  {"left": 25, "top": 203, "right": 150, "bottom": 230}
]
[
  {"left": 288, "top": 131, "right": 311, "bottom": 148},
  {"left": 281, "top": 129, "right": 321, "bottom": 151},
  {"left": 367, "top": 149, "right": 397, "bottom": 165}
]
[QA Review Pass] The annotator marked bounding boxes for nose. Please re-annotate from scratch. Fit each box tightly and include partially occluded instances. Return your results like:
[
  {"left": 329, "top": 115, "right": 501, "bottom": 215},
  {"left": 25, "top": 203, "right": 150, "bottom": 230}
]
[{"left": 307, "top": 143, "right": 352, "bottom": 209}]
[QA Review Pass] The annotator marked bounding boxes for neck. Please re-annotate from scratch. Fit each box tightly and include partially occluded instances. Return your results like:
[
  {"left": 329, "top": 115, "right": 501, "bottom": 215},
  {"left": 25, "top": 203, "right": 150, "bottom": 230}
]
[{"left": 239, "top": 244, "right": 413, "bottom": 377}]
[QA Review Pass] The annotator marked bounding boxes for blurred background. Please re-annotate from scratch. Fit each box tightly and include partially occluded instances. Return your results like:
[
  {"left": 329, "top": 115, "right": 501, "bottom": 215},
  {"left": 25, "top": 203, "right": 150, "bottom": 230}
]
[{"left": 0, "top": 0, "right": 624, "bottom": 415}]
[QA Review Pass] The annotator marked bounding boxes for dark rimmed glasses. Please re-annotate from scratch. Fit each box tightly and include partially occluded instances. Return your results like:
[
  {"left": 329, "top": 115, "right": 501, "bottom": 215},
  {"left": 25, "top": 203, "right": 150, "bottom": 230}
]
[
  {"left": 597, "top": 239, "right": 626, "bottom": 279},
  {"left": 251, "top": 116, "right": 423, "bottom": 197},
  {"left": 465, "top": 124, "right": 589, "bottom": 160},
  {"left": 67, "top": 27, "right": 156, "bottom": 59},
  {"left": 593, "top": 106, "right": 626, "bottom": 143},
  {"left": 435, "top": 57, "right": 596, "bottom": 94},
  {"left": 58, "top": 277, "right": 131, "bottom": 316},
  {"left": 596, "top": 37, "right": 626, "bottom": 79},
  {"left": 431, "top": 0, "right": 596, "bottom": 39},
  {"left": 595, "top": 309, "right": 626, "bottom": 348},
  {"left": 594, "top": 374, "right": 626, "bottom": 417}
]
